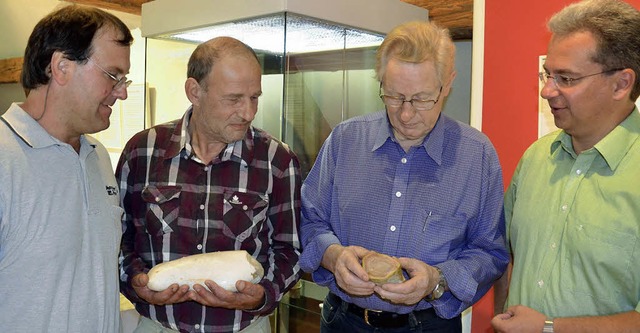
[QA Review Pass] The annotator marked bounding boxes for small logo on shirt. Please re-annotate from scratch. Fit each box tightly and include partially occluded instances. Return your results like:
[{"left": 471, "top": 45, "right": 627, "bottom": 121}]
[
  {"left": 106, "top": 186, "right": 118, "bottom": 196},
  {"left": 229, "top": 195, "right": 243, "bottom": 205}
]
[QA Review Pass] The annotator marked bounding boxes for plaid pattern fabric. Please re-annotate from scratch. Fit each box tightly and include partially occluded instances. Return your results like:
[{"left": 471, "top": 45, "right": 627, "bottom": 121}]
[{"left": 116, "top": 107, "right": 302, "bottom": 333}]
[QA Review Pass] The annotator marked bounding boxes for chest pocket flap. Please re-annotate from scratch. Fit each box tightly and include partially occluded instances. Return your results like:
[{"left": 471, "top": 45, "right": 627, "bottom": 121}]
[{"left": 141, "top": 185, "right": 182, "bottom": 235}]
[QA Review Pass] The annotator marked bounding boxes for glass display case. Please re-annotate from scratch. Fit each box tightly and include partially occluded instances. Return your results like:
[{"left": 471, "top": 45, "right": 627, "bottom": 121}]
[
  {"left": 141, "top": 0, "right": 426, "bottom": 176},
  {"left": 141, "top": 1, "right": 427, "bottom": 331}
]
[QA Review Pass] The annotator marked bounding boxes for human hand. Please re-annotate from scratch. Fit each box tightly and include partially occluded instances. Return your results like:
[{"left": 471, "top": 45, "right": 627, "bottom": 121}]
[
  {"left": 190, "top": 280, "right": 266, "bottom": 310},
  {"left": 491, "top": 305, "right": 547, "bottom": 333},
  {"left": 373, "top": 257, "right": 438, "bottom": 305},
  {"left": 132, "top": 273, "right": 192, "bottom": 305},
  {"left": 322, "top": 244, "right": 375, "bottom": 296}
]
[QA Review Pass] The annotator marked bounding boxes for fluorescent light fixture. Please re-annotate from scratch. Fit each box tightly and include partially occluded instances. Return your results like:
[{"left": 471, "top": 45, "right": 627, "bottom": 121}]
[{"left": 164, "top": 13, "right": 384, "bottom": 54}]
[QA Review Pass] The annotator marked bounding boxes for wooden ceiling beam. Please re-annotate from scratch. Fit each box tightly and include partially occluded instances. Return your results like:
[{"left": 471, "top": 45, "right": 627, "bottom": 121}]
[
  {"left": 1, "top": 0, "right": 473, "bottom": 84},
  {"left": 64, "top": 0, "right": 150, "bottom": 15},
  {"left": 401, "top": 0, "right": 473, "bottom": 39},
  {"left": 66, "top": 0, "right": 473, "bottom": 39}
]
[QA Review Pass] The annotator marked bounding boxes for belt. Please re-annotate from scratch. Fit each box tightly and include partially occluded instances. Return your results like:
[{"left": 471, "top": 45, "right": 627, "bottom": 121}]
[{"left": 328, "top": 293, "right": 435, "bottom": 329}]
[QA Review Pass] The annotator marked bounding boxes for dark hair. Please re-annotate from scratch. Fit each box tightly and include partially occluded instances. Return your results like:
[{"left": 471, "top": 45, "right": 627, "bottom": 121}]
[
  {"left": 21, "top": 5, "right": 133, "bottom": 90},
  {"left": 187, "top": 36, "right": 260, "bottom": 89},
  {"left": 549, "top": 0, "right": 640, "bottom": 101}
]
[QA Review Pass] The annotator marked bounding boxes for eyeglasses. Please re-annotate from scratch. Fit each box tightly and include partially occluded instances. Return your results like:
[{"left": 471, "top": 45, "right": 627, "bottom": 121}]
[
  {"left": 539, "top": 68, "right": 624, "bottom": 89},
  {"left": 379, "top": 84, "right": 442, "bottom": 111},
  {"left": 88, "top": 58, "right": 132, "bottom": 91}
]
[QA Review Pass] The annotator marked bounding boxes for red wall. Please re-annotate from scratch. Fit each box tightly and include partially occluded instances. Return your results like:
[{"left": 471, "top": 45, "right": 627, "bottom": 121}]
[
  {"left": 483, "top": 0, "right": 572, "bottom": 184},
  {"left": 476, "top": 1, "right": 640, "bottom": 333},
  {"left": 483, "top": 0, "right": 640, "bottom": 184}
]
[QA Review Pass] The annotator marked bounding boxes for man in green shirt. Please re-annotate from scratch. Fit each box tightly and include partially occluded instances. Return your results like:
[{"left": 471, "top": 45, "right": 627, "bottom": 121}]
[{"left": 492, "top": 0, "right": 640, "bottom": 332}]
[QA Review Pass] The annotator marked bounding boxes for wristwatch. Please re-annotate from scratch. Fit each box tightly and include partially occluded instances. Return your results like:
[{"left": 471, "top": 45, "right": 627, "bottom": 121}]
[
  {"left": 425, "top": 267, "right": 447, "bottom": 301},
  {"left": 542, "top": 319, "right": 554, "bottom": 333}
]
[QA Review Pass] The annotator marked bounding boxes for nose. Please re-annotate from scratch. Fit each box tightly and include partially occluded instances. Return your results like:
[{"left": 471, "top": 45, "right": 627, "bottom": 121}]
[
  {"left": 112, "top": 84, "right": 128, "bottom": 100},
  {"left": 540, "top": 79, "right": 559, "bottom": 100},
  {"left": 237, "top": 99, "right": 257, "bottom": 122},
  {"left": 398, "top": 101, "right": 416, "bottom": 122}
]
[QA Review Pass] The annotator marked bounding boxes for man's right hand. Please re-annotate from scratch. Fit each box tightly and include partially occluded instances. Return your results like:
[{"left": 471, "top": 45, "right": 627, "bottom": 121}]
[
  {"left": 132, "top": 273, "right": 192, "bottom": 305},
  {"left": 321, "top": 244, "right": 375, "bottom": 296}
]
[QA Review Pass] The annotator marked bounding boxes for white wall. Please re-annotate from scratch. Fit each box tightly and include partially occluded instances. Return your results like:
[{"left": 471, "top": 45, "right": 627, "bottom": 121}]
[{"left": 0, "top": 0, "right": 143, "bottom": 113}]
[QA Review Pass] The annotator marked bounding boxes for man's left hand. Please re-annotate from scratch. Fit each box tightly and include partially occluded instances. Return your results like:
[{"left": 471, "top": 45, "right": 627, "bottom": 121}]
[
  {"left": 491, "top": 305, "right": 547, "bottom": 333},
  {"left": 373, "top": 257, "right": 439, "bottom": 305},
  {"left": 190, "top": 280, "right": 265, "bottom": 310}
]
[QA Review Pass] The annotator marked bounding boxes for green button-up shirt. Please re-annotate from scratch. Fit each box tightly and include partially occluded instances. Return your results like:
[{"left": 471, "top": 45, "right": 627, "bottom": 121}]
[{"left": 505, "top": 109, "right": 640, "bottom": 318}]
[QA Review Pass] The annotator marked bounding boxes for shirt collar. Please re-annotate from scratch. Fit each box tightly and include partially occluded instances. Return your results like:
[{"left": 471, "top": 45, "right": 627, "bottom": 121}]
[
  {"left": 551, "top": 108, "right": 640, "bottom": 171},
  {"left": 164, "top": 105, "right": 255, "bottom": 165},
  {"left": 372, "top": 111, "right": 444, "bottom": 165},
  {"left": 1, "top": 103, "right": 94, "bottom": 151},
  {"left": 595, "top": 108, "right": 640, "bottom": 170}
]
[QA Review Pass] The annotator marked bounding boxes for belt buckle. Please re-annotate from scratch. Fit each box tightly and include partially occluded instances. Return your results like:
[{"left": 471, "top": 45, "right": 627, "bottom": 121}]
[{"left": 363, "top": 309, "right": 382, "bottom": 326}]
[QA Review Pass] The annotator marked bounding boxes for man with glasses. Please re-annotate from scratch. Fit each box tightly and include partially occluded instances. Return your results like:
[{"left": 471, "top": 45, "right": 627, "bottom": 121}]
[
  {"left": 0, "top": 5, "right": 132, "bottom": 332},
  {"left": 299, "top": 20, "right": 508, "bottom": 332},
  {"left": 492, "top": 0, "right": 640, "bottom": 332}
]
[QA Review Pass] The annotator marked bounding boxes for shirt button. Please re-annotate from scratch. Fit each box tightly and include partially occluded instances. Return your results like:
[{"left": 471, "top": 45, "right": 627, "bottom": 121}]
[
  {"left": 538, "top": 280, "right": 544, "bottom": 288},
  {"left": 195, "top": 324, "right": 201, "bottom": 329},
  {"left": 576, "top": 169, "right": 582, "bottom": 175},
  {"left": 395, "top": 191, "right": 402, "bottom": 197},
  {"left": 242, "top": 205, "right": 248, "bottom": 211},
  {"left": 390, "top": 225, "right": 396, "bottom": 231},
  {"left": 551, "top": 242, "right": 556, "bottom": 249},
  {"left": 561, "top": 204, "right": 568, "bottom": 211},
  {"left": 197, "top": 244, "right": 203, "bottom": 250},
  {"left": 401, "top": 157, "right": 407, "bottom": 164},
  {"left": 200, "top": 204, "right": 205, "bottom": 210},
  {"left": 155, "top": 196, "right": 161, "bottom": 202},
  {"left": 204, "top": 166, "right": 209, "bottom": 171}
]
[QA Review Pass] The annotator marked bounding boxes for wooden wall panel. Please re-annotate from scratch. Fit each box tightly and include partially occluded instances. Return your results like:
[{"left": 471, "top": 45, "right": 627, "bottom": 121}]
[{"left": 0, "top": 58, "right": 23, "bottom": 84}]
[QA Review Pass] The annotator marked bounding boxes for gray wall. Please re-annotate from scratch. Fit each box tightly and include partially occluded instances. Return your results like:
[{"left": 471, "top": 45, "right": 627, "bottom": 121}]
[
  {"left": 443, "top": 40, "right": 472, "bottom": 124},
  {"left": 0, "top": 83, "right": 24, "bottom": 115}
]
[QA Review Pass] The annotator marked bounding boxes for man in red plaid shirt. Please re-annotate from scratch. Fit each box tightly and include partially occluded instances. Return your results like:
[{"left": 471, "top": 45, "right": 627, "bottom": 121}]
[{"left": 116, "top": 36, "right": 302, "bottom": 333}]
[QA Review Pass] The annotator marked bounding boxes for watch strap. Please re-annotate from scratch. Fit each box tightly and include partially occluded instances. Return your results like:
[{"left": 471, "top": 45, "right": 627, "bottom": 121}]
[{"left": 542, "top": 320, "right": 554, "bottom": 333}]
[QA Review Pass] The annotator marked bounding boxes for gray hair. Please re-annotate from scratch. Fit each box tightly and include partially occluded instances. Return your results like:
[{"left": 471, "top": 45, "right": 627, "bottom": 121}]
[
  {"left": 187, "top": 36, "right": 260, "bottom": 90},
  {"left": 375, "top": 21, "right": 455, "bottom": 86}
]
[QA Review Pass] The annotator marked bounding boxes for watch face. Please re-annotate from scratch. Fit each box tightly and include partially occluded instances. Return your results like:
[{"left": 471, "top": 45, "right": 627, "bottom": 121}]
[
  {"left": 433, "top": 283, "right": 445, "bottom": 299},
  {"left": 426, "top": 267, "right": 446, "bottom": 301}
]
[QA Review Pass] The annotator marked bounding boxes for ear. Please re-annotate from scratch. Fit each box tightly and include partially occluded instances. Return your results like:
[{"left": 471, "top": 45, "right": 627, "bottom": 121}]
[
  {"left": 185, "top": 77, "right": 203, "bottom": 105},
  {"left": 612, "top": 68, "right": 635, "bottom": 101},
  {"left": 441, "top": 70, "right": 457, "bottom": 98},
  {"left": 49, "top": 51, "right": 73, "bottom": 86}
]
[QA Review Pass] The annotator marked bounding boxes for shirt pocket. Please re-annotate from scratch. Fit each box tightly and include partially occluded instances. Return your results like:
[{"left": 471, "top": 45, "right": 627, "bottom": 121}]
[
  {"left": 406, "top": 211, "right": 466, "bottom": 263},
  {"left": 562, "top": 221, "right": 635, "bottom": 300},
  {"left": 141, "top": 185, "right": 182, "bottom": 236},
  {"left": 222, "top": 190, "right": 269, "bottom": 242}
]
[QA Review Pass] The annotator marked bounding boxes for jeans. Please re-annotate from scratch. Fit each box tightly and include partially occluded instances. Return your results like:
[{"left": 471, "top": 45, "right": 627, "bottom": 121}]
[{"left": 320, "top": 294, "right": 462, "bottom": 333}]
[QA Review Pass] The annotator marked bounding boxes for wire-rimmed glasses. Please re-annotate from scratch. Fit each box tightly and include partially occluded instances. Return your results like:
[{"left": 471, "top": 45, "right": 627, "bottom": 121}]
[
  {"left": 539, "top": 68, "right": 624, "bottom": 89},
  {"left": 89, "top": 58, "right": 132, "bottom": 91},
  {"left": 379, "top": 84, "right": 442, "bottom": 111}
]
